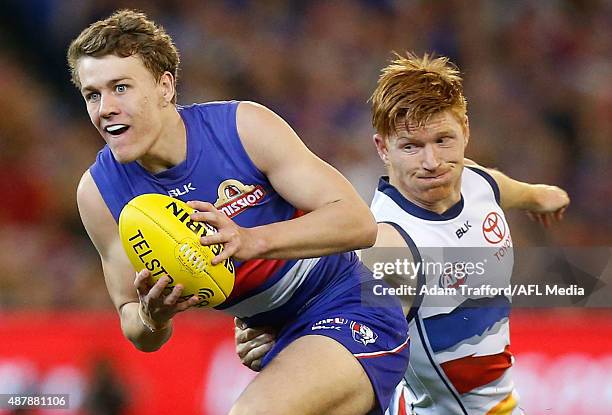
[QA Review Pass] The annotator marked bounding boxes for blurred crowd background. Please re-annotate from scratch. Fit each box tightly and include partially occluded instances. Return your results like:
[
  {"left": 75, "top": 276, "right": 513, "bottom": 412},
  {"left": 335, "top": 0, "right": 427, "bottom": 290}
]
[{"left": 0, "top": 0, "right": 610, "bottom": 310}]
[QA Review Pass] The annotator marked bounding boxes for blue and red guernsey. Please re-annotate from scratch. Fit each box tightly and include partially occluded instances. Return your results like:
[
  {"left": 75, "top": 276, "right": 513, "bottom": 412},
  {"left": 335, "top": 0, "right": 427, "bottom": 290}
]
[{"left": 90, "top": 101, "right": 361, "bottom": 327}]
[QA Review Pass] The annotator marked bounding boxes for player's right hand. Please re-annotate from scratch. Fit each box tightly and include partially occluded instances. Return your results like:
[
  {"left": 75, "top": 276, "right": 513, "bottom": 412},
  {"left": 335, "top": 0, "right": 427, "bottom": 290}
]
[
  {"left": 234, "top": 318, "right": 276, "bottom": 372},
  {"left": 134, "top": 269, "right": 202, "bottom": 331},
  {"left": 527, "top": 184, "right": 570, "bottom": 227}
]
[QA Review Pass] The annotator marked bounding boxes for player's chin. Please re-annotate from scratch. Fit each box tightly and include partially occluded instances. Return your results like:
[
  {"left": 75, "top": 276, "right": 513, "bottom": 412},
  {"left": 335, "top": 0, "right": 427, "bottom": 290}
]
[
  {"left": 109, "top": 146, "right": 140, "bottom": 164},
  {"left": 419, "top": 185, "right": 453, "bottom": 203}
]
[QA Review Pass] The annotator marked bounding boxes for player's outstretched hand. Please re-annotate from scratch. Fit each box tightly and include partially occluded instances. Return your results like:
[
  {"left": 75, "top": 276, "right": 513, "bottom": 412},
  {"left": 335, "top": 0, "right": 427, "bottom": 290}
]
[
  {"left": 526, "top": 185, "right": 570, "bottom": 228},
  {"left": 234, "top": 318, "right": 276, "bottom": 372},
  {"left": 187, "top": 201, "right": 259, "bottom": 264},
  {"left": 134, "top": 269, "right": 202, "bottom": 331}
]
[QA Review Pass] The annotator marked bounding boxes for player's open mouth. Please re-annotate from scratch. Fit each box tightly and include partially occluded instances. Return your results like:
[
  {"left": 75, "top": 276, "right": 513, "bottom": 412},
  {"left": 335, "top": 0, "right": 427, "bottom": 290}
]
[{"left": 104, "top": 124, "right": 130, "bottom": 136}]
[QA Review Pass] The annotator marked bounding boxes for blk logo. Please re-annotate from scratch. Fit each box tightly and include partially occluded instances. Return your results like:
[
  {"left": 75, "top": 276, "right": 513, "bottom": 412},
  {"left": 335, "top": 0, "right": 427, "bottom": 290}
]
[
  {"left": 455, "top": 220, "right": 472, "bottom": 239},
  {"left": 168, "top": 182, "right": 196, "bottom": 197}
]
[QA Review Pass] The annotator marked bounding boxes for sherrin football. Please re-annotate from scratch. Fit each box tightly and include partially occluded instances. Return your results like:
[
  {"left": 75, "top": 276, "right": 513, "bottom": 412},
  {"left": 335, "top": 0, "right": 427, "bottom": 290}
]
[{"left": 119, "top": 193, "right": 235, "bottom": 307}]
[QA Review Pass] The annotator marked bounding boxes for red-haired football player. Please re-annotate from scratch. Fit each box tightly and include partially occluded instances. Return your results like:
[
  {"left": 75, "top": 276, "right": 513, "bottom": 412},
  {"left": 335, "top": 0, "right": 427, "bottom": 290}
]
[{"left": 235, "top": 53, "right": 570, "bottom": 415}]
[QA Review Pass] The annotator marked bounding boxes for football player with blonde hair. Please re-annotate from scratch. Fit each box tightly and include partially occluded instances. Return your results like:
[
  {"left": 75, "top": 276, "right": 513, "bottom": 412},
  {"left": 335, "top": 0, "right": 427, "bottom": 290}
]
[{"left": 71, "top": 9, "right": 411, "bottom": 415}]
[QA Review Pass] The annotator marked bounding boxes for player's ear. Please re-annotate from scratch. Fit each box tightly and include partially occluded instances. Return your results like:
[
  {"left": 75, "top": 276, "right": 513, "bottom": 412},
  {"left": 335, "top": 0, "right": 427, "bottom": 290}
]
[
  {"left": 463, "top": 115, "right": 470, "bottom": 148},
  {"left": 159, "top": 71, "right": 175, "bottom": 106},
  {"left": 373, "top": 134, "right": 389, "bottom": 165}
]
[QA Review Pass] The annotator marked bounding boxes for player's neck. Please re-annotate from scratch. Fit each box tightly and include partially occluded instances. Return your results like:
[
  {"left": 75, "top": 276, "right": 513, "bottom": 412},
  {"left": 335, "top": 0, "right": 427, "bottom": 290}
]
[
  {"left": 138, "top": 108, "right": 186, "bottom": 174},
  {"left": 415, "top": 190, "right": 462, "bottom": 214}
]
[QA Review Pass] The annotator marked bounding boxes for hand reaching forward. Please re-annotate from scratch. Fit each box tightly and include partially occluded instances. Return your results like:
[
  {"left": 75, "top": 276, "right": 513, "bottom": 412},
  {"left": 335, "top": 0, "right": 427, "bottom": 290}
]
[
  {"left": 134, "top": 269, "right": 202, "bottom": 331},
  {"left": 526, "top": 185, "right": 570, "bottom": 228}
]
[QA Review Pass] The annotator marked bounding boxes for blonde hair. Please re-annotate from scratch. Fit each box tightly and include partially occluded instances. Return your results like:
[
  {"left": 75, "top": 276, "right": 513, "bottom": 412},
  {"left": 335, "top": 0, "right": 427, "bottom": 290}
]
[
  {"left": 370, "top": 52, "right": 467, "bottom": 137},
  {"left": 67, "top": 9, "right": 180, "bottom": 103}
]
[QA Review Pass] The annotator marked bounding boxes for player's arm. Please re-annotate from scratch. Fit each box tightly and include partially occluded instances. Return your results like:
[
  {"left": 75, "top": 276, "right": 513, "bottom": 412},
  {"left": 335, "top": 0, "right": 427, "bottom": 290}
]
[
  {"left": 235, "top": 222, "right": 418, "bottom": 371},
  {"left": 189, "top": 101, "right": 377, "bottom": 262},
  {"left": 464, "top": 158, "right": 570, "bottom": 226},
  {"left": 77, "top": 171, "right": 200, "bottom": 351},
  {"left": 361, "top": 223, "right": 417, "bottom": 316}
]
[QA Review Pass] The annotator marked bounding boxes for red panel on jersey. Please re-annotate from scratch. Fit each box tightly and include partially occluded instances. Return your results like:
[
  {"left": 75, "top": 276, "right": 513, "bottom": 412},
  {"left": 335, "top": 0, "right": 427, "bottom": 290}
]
[
  {"left": 228, "top": 209, "right": 304, "bottom": 300},
  {"left": 440, "top": 345, "right": 513, "bottom": 394}
]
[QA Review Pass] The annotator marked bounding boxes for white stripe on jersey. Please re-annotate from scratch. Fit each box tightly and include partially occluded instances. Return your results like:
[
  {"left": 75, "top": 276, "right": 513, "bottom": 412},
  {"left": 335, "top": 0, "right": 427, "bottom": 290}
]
[
  {"left": 224, "top": 257, "right": 320, "bottom": 318},
  {"left": 353, "top": 336, "right": 410, "bottom": 358}
]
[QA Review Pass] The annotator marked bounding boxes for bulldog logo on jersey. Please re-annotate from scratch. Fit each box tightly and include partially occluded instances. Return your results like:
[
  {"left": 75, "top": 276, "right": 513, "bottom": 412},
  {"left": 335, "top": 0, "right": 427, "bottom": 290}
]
[
  {"left": 214, "top": 179, "right": 266, "bottom": 218},
  {"left": 351, "top": 322, "right": 378, "bottom": 346}
]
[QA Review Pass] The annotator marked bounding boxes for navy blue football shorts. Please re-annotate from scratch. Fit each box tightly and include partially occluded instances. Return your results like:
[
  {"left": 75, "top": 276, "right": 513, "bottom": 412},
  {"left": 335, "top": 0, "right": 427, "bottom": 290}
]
[{"left": 260, "top": 275, "right": 410, "bottom": 415}]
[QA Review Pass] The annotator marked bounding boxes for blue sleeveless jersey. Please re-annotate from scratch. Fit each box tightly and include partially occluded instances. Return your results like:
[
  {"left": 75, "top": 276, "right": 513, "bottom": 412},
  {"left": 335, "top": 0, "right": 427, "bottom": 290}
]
[{"left": 90, "top": 101, "right": 362, "bottom": 326}]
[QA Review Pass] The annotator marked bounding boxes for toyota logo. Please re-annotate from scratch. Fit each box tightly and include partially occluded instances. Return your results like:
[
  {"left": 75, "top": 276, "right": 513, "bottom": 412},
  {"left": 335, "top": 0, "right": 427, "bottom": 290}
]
[{"left": 482, "top": 212, "right": 506, "bottom": 244}]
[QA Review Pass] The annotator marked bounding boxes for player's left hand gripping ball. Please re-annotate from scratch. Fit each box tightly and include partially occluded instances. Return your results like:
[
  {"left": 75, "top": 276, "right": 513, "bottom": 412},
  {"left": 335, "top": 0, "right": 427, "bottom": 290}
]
[{"left": 119, "top": 194, "right": 235, "bottom": 307}]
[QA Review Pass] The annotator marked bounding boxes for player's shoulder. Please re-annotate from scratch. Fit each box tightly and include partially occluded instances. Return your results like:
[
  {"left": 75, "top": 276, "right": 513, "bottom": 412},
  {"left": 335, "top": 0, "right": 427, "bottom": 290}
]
[
  {"left": 235, "top": 100, "right": 306, "bottom": 172},
  {"left": 178, "top": 100, "right": 240, "bottom": 116},
  {"left": 370, "top": 178, "right": 404, "bottom": 221},
  {"left": 76, "top": 170, "right": 117, "bottom": 241},
  {"left": 462, "top": 166, "right": 501, "bottom": 205},
  {"left": 76, "top": 169, "right": 96, "bottom": 204},
  {"left": 175, "top": 101, "right": 240, "bottom": 128},
  {"left": 178, "top": 100, "right": 276, "bottom": 130},
  {"left": 463, "top": 165, "right": 498, "bottom": 186},
  {"left": 235, "top": 100, "right": 276, "bottom": 123},
  {"left": 77, "top": 170, "right": 106, "bottom": 219},
  {"left": 375, "top": 223, "right": 409, "bottom": 248},
  {"left": 235, "top": 101, "right": 283, "bottom": 143}
]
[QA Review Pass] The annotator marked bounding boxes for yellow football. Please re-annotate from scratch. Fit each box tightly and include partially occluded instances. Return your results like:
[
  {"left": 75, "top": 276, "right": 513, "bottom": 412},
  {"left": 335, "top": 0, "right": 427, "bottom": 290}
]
[{"left": 118, "top": 193, "right": 235, "bottom": 307}]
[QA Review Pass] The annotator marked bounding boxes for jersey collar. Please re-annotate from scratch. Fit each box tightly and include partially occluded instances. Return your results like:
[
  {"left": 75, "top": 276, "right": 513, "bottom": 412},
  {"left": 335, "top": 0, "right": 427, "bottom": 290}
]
[{"left": 377, "top": 176, "right": 464, "bottom": 221}]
